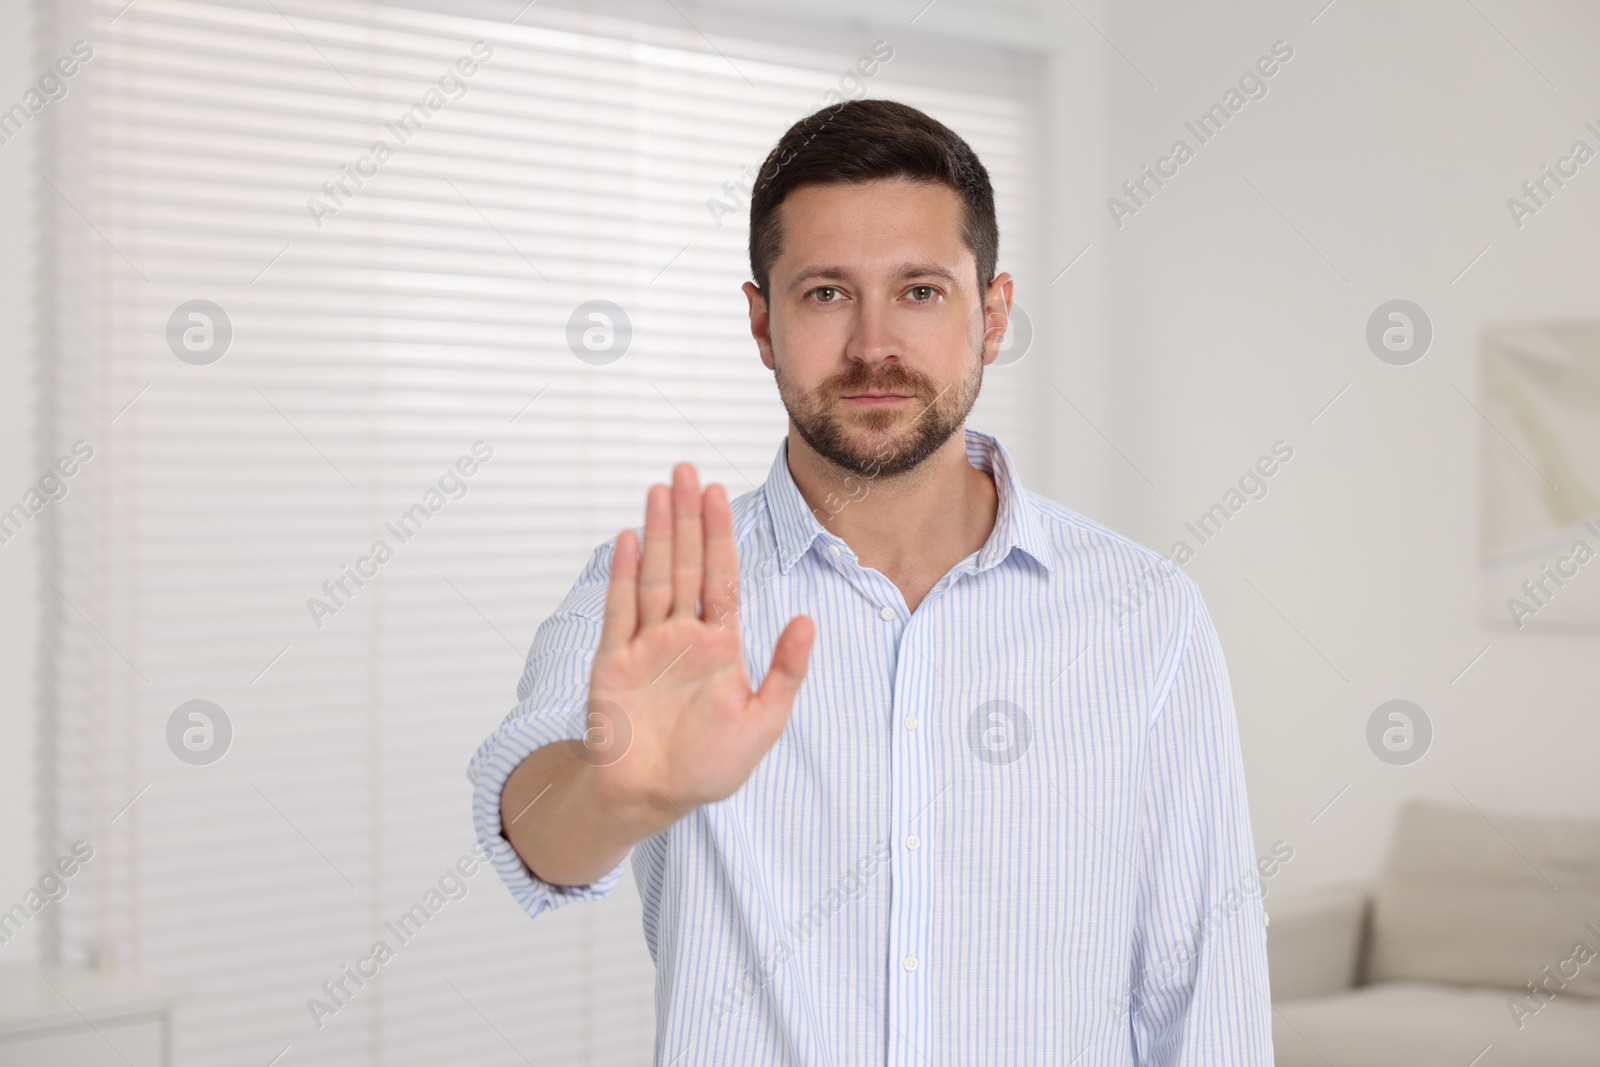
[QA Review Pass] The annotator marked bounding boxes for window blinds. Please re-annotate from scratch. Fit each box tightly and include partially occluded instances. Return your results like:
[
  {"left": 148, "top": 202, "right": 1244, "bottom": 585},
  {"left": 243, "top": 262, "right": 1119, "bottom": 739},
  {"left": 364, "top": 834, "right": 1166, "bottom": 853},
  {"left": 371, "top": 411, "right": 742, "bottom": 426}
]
[{"left": 43, "top": 0, "right": 1043, "bottom": 1062}]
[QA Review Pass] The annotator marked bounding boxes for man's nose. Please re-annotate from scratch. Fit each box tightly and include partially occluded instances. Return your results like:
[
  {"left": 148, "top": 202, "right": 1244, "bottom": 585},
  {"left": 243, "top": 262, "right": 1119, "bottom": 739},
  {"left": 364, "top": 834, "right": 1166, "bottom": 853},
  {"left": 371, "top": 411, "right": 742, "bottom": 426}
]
[{"left": 845, "top": 297, "right": 901, "bottom": 364}]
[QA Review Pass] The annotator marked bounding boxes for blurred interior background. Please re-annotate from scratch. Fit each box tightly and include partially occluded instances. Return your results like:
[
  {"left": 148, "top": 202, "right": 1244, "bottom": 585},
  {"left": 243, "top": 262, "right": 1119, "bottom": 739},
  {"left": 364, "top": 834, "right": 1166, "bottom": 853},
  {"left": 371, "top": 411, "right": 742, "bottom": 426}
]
[{"left": 1, "top": 0, "right": 1597, "bottom": 1063}]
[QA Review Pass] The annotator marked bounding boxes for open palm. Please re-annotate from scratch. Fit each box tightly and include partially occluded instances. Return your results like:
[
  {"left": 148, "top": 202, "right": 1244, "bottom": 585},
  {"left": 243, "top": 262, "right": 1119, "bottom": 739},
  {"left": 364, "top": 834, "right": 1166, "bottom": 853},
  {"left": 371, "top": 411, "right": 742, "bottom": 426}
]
[{"left": 582, "top": 464, "right": 815, "bottom": 816}]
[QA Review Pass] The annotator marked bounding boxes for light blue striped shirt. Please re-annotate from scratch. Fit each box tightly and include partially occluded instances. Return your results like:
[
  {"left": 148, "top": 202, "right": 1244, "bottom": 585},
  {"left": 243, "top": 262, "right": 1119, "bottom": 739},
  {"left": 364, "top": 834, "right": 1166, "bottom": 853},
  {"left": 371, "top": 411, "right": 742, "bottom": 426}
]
[{"left": 468, "top": 427, "right": 1273, "bottom": 1065}]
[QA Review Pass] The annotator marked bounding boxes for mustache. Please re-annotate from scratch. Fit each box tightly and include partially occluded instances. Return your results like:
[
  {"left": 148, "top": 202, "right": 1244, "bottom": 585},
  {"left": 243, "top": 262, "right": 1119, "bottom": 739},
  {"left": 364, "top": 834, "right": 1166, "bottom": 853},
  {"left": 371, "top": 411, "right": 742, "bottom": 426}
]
[{"left": 825, "top": 364, "right": 932, "bottom": 396}]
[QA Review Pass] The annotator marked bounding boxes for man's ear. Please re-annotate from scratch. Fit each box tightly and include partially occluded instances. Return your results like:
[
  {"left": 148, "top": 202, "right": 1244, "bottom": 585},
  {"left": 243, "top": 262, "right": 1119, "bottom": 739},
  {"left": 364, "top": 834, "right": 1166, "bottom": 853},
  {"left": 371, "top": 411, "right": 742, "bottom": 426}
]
[
  {"left": 979, "top": 272, "right": 1015, "bottom": 366},
  {"left": 743, "top": 280, "right": 775, "bottom": 370}
]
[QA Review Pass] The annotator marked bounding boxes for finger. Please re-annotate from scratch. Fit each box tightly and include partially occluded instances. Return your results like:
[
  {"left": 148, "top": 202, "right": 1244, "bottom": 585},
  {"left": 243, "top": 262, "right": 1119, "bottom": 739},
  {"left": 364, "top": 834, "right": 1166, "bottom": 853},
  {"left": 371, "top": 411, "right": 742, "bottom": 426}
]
[
  {"left": 638, "top": 483, "right": 673, "bottom": 627},
  {"left": 598, "top": 528, "right": 639, "bottom": 656},
  {"left": 670, "top": 463, "right": 703, "bottom": 620},
  {"left": 700, "top": 483, "right": 738, "bottom": 626},
  {"left": 751, "top": 615, "right": 816, "bottom": 733}
]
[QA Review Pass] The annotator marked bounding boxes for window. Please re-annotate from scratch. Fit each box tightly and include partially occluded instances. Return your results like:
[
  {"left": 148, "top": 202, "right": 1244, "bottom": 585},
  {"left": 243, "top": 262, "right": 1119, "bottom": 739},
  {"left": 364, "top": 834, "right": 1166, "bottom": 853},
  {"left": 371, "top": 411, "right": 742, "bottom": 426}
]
[{"left": 42, "top": 0, "right": 1043, "bottom": 1061}]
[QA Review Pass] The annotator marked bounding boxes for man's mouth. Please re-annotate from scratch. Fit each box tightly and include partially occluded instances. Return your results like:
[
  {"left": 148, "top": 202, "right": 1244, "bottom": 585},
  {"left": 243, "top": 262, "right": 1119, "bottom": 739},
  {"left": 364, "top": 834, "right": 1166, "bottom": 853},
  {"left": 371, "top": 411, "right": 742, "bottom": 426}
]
[{"left": 841, "top": 393, "right": 912, "bottom": 404}]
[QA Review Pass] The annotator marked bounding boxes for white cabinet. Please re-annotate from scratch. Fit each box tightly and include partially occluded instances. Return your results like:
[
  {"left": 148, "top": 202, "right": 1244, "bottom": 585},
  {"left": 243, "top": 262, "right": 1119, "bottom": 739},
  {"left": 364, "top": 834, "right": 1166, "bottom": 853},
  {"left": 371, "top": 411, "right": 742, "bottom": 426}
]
[{"left": 0, "top": 967, "right": 180, "bottom": 1067}]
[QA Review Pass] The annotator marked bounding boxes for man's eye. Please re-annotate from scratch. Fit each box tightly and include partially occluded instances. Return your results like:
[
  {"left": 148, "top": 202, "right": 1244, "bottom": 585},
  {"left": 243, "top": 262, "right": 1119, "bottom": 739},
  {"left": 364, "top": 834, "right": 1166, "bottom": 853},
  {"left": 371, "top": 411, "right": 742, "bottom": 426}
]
[
  {"left": 908, "top": 285, "right": 938, "bottom": 302},
  {"left": 811, "top": 286, "right": 839, "bottom": 302}
]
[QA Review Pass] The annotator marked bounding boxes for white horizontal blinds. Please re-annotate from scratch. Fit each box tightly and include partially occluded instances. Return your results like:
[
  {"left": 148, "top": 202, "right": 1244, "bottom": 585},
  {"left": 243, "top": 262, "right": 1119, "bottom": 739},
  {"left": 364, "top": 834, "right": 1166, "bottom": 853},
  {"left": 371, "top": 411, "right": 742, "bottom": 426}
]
[{"left": 50, "top": 0, "right": 1040, "bottom": 1064}]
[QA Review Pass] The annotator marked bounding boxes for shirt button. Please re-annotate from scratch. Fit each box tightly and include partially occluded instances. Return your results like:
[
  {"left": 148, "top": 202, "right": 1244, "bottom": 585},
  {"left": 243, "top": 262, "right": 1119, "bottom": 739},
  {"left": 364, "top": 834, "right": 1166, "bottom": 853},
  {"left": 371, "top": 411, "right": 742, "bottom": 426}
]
[
  {"left": 904, "top": 715, "right": 919, "bottom": 731},
  {"left": 829, "top": 544, "right": 841, "bottom": 558},
  {"left": 903, "top": 955, "right": 920, "bottom": 972},
  {"left": 905, "top": 834, "right": 921, "bottom": 851},
  {"left": 878, "top": 605, "right": 895, "bottom": 621}
]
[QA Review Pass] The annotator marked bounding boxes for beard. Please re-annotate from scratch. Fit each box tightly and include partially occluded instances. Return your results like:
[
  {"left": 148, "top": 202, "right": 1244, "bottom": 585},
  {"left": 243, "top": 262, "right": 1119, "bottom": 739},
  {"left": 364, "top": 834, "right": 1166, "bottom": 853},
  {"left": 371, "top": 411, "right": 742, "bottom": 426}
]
[{"left": 773, "top": 339, "right": 985, "bottom": 480}]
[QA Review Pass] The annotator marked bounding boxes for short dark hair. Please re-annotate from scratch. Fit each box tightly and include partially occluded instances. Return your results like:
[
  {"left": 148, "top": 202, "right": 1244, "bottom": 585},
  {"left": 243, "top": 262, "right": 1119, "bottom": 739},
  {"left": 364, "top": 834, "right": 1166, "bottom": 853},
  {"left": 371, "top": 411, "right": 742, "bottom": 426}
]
[{"left": 747, "top": 99, "right": 998, "bottom": 296}]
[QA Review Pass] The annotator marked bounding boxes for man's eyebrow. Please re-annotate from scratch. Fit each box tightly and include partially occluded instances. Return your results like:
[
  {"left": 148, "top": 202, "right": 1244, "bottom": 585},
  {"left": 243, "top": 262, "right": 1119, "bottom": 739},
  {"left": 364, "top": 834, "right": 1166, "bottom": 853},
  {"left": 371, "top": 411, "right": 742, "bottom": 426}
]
[
  {"left": 786, "top": 266, "right": 853, "bottom": 293},
  {"left": 896, "top": 263, "right": 959, "bottom": 285},
  {"left": 786, "top": 262, "right": 961, "bottom": 293}
]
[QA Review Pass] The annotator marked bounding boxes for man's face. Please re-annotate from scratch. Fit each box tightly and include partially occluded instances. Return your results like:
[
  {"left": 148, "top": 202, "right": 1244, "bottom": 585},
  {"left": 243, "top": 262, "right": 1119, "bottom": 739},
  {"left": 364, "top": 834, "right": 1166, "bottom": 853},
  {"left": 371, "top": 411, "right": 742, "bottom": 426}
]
[{"left": 743, "top": 178, "right": 1012, "bottom": 479}]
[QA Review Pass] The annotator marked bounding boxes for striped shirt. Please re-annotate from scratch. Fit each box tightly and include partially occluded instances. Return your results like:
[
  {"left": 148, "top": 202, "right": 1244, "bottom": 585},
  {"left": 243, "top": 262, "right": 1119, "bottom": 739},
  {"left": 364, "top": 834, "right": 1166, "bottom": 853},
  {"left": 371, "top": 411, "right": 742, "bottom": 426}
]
[{"left": 468, "top": 427, "right": 1273, "bottom": 1065}]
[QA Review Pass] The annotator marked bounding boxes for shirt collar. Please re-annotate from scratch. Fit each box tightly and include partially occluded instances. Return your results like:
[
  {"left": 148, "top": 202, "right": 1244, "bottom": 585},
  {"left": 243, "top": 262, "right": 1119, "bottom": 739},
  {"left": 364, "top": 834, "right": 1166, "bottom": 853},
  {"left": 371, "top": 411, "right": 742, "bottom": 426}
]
[{"left": 762, "top": 427, "right": 1057, "bottom": 579}]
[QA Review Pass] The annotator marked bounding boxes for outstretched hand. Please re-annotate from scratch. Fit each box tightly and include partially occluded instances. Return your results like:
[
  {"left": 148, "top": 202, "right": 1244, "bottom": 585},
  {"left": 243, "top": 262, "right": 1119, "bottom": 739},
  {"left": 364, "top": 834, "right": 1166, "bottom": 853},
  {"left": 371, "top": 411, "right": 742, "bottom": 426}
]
[{"left": 581, "top": 463, "right": 816, "bottom": 817}]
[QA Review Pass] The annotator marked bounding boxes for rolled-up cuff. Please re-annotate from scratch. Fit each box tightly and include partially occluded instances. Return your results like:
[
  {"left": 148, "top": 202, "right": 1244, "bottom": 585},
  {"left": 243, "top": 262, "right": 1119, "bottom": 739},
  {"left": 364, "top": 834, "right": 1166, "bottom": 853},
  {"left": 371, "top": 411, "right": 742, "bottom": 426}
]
[{"left": 468, "top": 701, "right": 630, "bottom": 919}]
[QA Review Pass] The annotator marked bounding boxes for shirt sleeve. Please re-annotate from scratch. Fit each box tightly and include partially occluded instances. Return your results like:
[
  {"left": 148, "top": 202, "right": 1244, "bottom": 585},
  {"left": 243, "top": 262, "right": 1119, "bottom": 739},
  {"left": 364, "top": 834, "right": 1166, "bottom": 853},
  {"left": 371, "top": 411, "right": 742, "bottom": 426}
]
[
  {"left": 467, "top": 533, "right": 634, "bottom": 921},
  {"left": 1129, "top": 575, "right": 1274, "bottom": 1065}
]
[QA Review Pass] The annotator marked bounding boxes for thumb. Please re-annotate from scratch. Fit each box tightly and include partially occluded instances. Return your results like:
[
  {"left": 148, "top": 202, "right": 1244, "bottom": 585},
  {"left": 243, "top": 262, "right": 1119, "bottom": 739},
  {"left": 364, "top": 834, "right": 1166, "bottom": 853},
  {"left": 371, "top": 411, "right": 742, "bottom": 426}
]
[{"left": 751, "top": 615, "right": 815, "bottom": 727}]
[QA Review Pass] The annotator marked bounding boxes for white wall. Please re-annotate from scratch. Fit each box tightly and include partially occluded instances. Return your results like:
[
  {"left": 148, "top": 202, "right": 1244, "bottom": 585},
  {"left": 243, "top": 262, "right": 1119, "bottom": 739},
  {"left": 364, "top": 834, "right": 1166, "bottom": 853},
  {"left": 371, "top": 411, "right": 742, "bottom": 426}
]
[
  {"left": 1101, "top": 0, "right": 1600, "bottom": 896},
  {"left": 0, "top": 0, "right": 41, "bottom": 963}
]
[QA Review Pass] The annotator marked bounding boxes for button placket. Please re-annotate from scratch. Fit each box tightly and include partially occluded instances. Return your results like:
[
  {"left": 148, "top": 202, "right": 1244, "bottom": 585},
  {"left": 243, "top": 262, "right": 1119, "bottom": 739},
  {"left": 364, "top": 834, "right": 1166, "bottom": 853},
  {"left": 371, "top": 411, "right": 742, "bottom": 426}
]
[{"left": 886, "top": 612, "right": 936, "bottom": 1067}]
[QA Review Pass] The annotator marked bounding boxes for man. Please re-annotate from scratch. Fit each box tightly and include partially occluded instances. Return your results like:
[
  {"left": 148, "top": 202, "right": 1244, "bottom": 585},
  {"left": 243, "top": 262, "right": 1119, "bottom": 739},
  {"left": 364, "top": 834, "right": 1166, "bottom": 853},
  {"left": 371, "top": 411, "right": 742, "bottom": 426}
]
[{"left": 468, "top": 99, "right": 1273, "bottom": 1064}]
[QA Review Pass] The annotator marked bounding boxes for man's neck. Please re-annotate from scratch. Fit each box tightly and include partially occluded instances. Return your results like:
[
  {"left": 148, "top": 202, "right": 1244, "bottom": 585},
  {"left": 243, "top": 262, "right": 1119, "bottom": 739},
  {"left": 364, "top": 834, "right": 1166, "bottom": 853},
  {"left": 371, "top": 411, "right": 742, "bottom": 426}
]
[{"left": 785, "top": 424, "right": 999, "bottom": 612}]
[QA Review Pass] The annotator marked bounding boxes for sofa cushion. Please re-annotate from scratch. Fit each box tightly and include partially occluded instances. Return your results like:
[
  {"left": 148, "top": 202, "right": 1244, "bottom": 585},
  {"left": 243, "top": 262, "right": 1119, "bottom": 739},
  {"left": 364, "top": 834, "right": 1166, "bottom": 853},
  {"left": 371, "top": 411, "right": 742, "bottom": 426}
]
[
  {"left": 1266, "top": 881, "right": 1368, "bottom": 1001},
  {"left": 1366, "top": 800, "right": 1600, "bottom": 999},
  {"left": 1274, "top": 980, "right": 1600, "bottom": 1067}
]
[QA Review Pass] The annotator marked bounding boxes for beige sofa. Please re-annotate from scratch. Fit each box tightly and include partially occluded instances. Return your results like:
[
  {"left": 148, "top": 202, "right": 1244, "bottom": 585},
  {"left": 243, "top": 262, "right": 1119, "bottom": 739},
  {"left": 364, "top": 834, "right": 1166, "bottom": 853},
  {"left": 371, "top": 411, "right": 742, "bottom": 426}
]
[{"left": 1267, "top": 799, "right": 1600, "bottom": 1065}]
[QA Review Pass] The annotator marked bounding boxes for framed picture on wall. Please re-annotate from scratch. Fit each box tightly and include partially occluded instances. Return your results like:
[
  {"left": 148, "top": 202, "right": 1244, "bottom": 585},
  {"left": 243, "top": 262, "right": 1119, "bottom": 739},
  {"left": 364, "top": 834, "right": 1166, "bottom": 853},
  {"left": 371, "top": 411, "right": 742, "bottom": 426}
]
[{"left": 1480, "top": 320, "right": 1600, "bottom": 630}]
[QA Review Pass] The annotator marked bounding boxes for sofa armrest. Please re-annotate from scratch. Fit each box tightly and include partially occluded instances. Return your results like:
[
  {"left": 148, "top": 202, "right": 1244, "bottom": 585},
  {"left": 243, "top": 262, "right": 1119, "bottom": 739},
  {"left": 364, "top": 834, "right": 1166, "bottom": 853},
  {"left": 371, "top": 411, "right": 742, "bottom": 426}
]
[{"left": 1266, "top": 881, "right": 1369, "bottom": 1002}]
